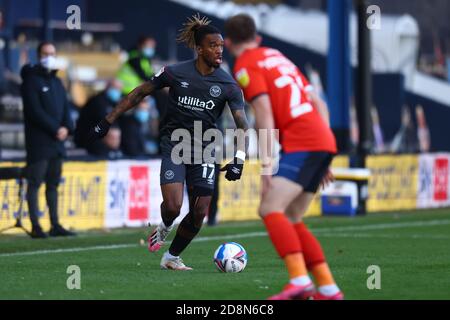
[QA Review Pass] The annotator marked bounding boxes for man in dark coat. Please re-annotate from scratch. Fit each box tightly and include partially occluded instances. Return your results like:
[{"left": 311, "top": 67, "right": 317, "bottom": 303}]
[
  {"left": 75, "top": 79, "right": 124, "bottom": 159},
  {"left": 21, "top": 41, "right": 75, "bottom": 238},
  {"left": 118, "top": 98, "right": 151, "bottom": 158}
]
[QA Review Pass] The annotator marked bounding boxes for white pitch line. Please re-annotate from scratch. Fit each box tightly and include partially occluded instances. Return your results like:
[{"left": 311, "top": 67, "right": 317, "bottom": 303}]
[
  {"left": 194, "top": 232, "right": 266, "bottom": 243},
  {"left": 0, "top": 244, "right": 136, "bottom": 258},
  {"left": 1, "top": 219, "right": 449, "bottom": 258},
  {"left": 318, "top": 233, "right": 450, "bottom": 240},
  {"left": 311, "top": 219, "right": 450, "bottom": 233},
  {"left": 0, "top": 232, "right": 267, "bottom": 258}
]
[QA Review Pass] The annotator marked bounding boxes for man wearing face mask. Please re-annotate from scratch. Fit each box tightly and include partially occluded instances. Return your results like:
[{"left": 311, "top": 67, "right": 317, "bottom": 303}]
[
  {"left": 116, "top": 36, "right": 157, "bottom": 95},
  {"left": 119, "top": 97, "right": 153, "bottom": 158},
  {"left": 20, "top": 41, "right": 75, "bottom": 238},
  {"left": 75, "top": 79, "right": 124, "bottom": 159}
]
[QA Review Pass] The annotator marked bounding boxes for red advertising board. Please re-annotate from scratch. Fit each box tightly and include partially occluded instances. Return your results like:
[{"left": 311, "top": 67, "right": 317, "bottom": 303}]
[
  {"left": 129, "top": 166, "right": 149, "bottom": 220},
  {"left": 434, "top": 158, "right": 448, "bottom": 201}
]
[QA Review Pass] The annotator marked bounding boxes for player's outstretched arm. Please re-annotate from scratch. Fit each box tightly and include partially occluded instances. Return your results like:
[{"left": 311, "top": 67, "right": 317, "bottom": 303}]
[
  {"left": 220, "top": 109, "right": 250, "bottom": 181},
  {"left": 308, "top": 90, "right": 330, "bottom": 127},
  {"left": 231, "top": 108, "right": 250, "bottom": 155},
  {"left": 105, "top": 82, "right": 154, "bottom": 124},
  {"left": 89, "top": 82, "right": 155, "bottom": 141},
  {"left": 251, "top": 94, "right": 276, "bottom": 170},
  {"left": 250, "top": 94, "right": 278, "bottom": 195}
]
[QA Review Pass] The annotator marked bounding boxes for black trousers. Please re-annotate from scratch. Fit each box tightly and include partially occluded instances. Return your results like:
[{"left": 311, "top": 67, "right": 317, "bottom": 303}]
[{"left": 25, "top": 157, "right": 63, "bottom": 228}]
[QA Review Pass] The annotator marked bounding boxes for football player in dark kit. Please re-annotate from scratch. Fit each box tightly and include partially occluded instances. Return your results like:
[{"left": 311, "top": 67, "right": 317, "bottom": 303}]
[{"left": 90, "top": 14, "right": 249, "bottom": 270}]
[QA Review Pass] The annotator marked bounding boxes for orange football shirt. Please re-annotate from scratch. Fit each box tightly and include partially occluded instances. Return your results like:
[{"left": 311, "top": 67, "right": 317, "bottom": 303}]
[{"left": 234, "top": 47, "right": 337, "bottom": 153}]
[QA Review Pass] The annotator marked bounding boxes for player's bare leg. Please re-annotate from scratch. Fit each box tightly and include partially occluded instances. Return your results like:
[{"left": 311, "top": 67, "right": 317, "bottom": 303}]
[
  {"left": 285, "top": 192, "right": 315, "bottom": 223},
  {"left": 259, "top": 177, "right": 316, "bottom": 300},
  {"left": 161, "top": 192, "right": 212, "bottom": 270},
  {"left": 286, "top": 193, "right": 344, "bottom": 300},
  {"left": 148, "top": 183, "right": 184, "bottom": 252}
]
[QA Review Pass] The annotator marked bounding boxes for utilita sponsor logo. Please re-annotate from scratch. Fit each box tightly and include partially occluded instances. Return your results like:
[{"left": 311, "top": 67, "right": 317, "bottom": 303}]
[{"left": 178, "top": 96, "right": 215, "bottom": 110}]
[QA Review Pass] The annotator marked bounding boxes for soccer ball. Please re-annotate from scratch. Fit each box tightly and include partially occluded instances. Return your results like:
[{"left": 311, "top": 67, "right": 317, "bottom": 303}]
[{"left": 213, "top": 242, "right": 247, "bottom": 273}]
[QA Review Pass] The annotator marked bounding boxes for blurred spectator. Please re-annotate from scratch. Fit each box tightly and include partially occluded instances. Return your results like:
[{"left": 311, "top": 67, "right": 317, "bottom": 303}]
[
  {"left": 17, "top": 33, "right": 31, "bottom": 71},
  {"left": 101, "top": 126, "right": 123, "bottom": 159},
  {"left": 75, "top": 79, "right": 124, "bottom": 159},
  {"left": 116, "top": 36, "right": 157, "bottom": 95},
  {"left": 371, "top": 106, "right": 385, "bottom": 154},
  {"left": 447, "top": 57, "right": 450, "bottom": 82},
  {"left": 21, "top": 41, "right": 75, "bottom": 238},
  {"left": 415, "top": 104, "right": 431, "bottom": 152},
  {"left": 349, "top": 101, "right": 359, "bottom": 149},
  {"left": 115, "top": 35, "right": 166, "bottom": 154},
  {"left": 390, "top": 105, "right": 419, "bottom": 153},
  {"left": 144, "top": 96, "right": 160, "bottom": 155},
  {"left": 119, "top": 97, "right": 152, "bottom": 157}
]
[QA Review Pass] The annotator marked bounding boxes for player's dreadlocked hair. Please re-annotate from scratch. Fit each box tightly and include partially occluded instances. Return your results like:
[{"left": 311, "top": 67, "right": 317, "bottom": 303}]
[{"left": 177, "top": 13, "right": 221, "bottom": 49}]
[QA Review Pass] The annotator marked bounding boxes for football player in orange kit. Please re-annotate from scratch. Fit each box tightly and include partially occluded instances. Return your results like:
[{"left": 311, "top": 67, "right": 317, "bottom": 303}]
[{"left": 224, "top": 14, "right": 343, "bottom": 300}]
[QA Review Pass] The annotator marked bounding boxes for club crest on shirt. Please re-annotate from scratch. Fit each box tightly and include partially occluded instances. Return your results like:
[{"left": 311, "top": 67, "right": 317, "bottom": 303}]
[
  {"left": 165, "top": 170, "right": 175, "bottom": 180},
  {"left": 235, "top": 68, "right": 250, "bottom": 88},
  {"left": 209, "top": 85, "right": 221, "bottom": 97}
]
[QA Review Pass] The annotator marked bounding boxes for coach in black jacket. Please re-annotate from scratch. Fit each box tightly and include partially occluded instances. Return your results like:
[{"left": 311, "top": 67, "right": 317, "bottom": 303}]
[{"left": 21, "top": 42, "right": 75, "bottom": 238}]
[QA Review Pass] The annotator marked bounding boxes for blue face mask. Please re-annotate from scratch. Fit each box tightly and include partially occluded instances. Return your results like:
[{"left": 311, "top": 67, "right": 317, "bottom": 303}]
[
  {"left": 135, "top": 110, "right": 150, "bottom": 123},
  {"left": 106, "top": 88, "right": 122, "bottom": 103},
  {"left": 142, "top": 47, "right": 155, "bottom": 58}
]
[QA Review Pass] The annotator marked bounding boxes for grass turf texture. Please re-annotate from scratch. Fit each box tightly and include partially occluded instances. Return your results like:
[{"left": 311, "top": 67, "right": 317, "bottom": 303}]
[{"left": 0, "top": 209, "right": 449, "bottom": 300}]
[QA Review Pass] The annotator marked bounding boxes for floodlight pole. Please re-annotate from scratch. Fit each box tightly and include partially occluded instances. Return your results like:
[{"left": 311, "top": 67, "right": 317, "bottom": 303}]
[
  {"left": 327, "top": 0, "right": 351, "bottom": 153},
  {"left": 41, "top": 0, "right": 52, "bottom": 41},
  {"left": 355, "top": 0, "right": 373, "bottom": 167},
  {"left": 1, "top": 0, "right": 13, "bottom": 71}
]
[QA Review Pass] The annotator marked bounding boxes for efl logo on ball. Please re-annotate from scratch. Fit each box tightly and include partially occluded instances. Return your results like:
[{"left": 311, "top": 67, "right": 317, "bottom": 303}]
[{"left": 213, "top": 242, "right": 247, "bottom": 273}]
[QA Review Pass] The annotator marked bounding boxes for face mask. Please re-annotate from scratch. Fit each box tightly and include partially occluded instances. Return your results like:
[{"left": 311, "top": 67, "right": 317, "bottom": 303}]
[
  {"left": 135, "top": 110, "right": 150, "bottom": 123},
  {"left": 106, "top": 88, "right": 122, "bottom": 103},
  {"left": 40, "top": 56, "right": 57, "bottom": 70},
  {"left": 142, "top": 47, "right": 155, "bottom": 58}
]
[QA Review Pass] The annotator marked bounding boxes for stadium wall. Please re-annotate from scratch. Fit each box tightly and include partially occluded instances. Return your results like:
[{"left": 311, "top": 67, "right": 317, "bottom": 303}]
[
  {"left": 1, "top": 153, "right": 449, "bottom": 233},
  {"left": 84, "top": 1, "right": 450, "bottom": 152},
  {"left": 405, "top": 92, "right": 450, "bottom": 152},
  {"left": 372, "top": 74, "right": 450, "bottom": 152},
  {"left": 5, "top": 1, "right": 449, "bottom": 151}
]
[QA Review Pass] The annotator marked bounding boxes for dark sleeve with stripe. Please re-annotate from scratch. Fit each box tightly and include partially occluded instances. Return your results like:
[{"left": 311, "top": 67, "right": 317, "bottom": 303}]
[{"left": 148, "top": 66, "right": 173, "bottom": 90}]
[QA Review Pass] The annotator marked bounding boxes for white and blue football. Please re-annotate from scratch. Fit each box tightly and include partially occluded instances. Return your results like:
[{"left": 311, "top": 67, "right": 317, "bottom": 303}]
[{"left": 213, "top": 242, "right": 248, "bottom": 273}]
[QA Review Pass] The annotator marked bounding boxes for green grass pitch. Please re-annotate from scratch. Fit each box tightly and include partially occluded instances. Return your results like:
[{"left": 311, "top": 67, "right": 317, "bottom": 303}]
[{"left": 0, "top": 209, "right": 449, "bottom": 300}]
